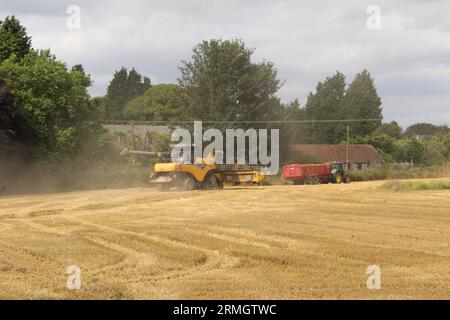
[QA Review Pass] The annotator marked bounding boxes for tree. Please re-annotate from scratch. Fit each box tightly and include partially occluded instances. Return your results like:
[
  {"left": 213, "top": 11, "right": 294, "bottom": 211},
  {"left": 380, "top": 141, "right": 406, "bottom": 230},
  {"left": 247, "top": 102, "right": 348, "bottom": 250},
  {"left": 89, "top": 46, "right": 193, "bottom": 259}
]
[
  {"left": 281, "top": 99, "right": 305, "bottom": 140},
  {"left": 404, "top": 123, "right": 449, "bottom": 137},
  {"left": 178, "top": 39, "right": 282, "bottom": 130},
  {"left": 278, "top": 99, "right": 307, "bottom": 161},
  {"left": 0, "top": 74, "right": 14, "bottom": 137},
  {"left": 374, "top": 121, "right": 402, "bottom": 138},
  {"left": 340, "top": 70, "right": 382, "bottom": 137},
  {"left": 350, "top": 134, "right": 395, "bottom": 162},
  {"left": 104, "top": 67, "right": 151, "bottom": 120},
  {"left": 443, "top": 133, "right": 450, "bottom": 158},
  {"left": 89, "top": 96, "right": 107, "bottom": 119},
  {"left": 0, "top": 16, "right": 31, "bottom": 63},
  {"left": 394, "top": 138, "right": 425, "bottom": 164},
  {"left": 124, "top": 83, "right": 188, "bottom": 121},
  {"left": 0, "top": 50, "right": 104, "bottom": 166},
  {"left": 303, "top": 71, "right": 346, "bottom": 143},
  {"left": 0, "top": 74, "right": 23, "bottom": 148}
]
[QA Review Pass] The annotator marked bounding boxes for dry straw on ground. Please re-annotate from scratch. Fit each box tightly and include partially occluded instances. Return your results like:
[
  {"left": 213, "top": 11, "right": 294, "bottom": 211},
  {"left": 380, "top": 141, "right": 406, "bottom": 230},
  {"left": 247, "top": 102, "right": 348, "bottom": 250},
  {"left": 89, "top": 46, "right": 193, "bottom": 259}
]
[{"left": 0, "top": 178, "right": 449, "bottom": 299}]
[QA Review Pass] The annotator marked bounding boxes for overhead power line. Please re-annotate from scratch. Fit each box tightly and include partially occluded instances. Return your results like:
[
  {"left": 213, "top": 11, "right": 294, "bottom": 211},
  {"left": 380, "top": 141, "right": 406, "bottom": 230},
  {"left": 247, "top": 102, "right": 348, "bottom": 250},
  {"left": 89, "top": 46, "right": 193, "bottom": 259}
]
[{"left": 100, "top": 119, "right": 381, "bottom": 125}]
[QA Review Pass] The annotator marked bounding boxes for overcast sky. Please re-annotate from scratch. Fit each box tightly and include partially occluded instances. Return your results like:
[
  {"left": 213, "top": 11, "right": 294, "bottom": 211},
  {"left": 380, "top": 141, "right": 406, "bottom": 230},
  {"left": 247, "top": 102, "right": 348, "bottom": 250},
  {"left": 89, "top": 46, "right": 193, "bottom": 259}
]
[{"left": 1, "top": 0, "right": 449, "bottom": 127}]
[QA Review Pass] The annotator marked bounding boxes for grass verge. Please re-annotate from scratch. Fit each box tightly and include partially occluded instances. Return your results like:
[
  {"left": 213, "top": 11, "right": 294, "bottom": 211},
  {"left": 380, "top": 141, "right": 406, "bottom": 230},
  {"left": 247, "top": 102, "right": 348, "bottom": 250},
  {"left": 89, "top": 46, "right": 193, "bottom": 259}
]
[{"left": 381, "top": 180, "right": 450, "bottom": 191}]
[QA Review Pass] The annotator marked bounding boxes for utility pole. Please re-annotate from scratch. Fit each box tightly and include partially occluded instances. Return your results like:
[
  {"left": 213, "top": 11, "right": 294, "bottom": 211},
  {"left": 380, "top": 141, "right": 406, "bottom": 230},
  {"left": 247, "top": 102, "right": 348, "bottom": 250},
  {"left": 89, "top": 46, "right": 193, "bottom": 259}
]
[
  {"left": 346, "top": 124, "right": 349, "bottom": 170},
  {"left": 131, "top": 123, "right": 135, "bottom": 166}
]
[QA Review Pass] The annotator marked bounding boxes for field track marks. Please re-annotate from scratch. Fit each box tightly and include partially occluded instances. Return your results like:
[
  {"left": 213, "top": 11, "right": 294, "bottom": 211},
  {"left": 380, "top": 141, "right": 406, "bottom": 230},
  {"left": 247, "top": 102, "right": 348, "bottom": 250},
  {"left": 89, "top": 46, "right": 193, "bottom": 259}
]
[{"left": 63, "top": 217, "right": 240, "bottom": 281}]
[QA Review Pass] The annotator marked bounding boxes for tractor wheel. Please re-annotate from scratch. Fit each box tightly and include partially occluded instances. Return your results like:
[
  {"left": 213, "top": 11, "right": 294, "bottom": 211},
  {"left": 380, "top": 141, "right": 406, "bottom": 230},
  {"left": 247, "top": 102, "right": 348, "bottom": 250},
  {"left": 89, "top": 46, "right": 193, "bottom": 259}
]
[
  {"left": 202, "top": 173, "right": 222, "bottom": 190},
  {"left": 334, "top": 172, "right": 343, "bottom": 184},
  {"left": 181, "top": 175, "right": 197, "bottom": 191}
]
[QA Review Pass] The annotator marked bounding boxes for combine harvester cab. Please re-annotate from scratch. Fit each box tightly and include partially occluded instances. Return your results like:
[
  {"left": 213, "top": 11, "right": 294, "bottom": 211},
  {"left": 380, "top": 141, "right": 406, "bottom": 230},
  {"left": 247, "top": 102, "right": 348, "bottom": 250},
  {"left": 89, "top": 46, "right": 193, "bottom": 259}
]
[
  {"left": 150, "top": 151, "right": 222, "bottom": 192},
  {"left": 282, "top": 162, "right": 350, "bottom": 185}
]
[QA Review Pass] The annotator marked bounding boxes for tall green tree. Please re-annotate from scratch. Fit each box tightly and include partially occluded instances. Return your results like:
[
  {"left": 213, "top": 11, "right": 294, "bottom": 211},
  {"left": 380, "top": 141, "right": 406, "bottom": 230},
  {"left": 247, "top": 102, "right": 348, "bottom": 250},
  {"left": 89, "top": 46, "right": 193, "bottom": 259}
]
[
  {"left": 178, "top": 39, "right": 282, "bottom": 129},
  {"left": 277, "top": 99, "right": 307, "bottom": 160},
  {"left": 340, "top": 70, "right": 382, "bottom": 137},
  {"left": 374, "top": 121, "right": 402, "bottom": 138},
  {"left": 124, "top": 83, "right": 187, "bottom": 121},
  {"left": 0, "top": 16, "right": 31, "bottom": 63},
  {"left": 104, "top": 67, "right": 151, "bottom": 120},
  {"left": 303, "top": 71, "right": 346, "bottom": 143},
  {"left": 0, "top": 50, "right": 104, "bottom": 166},
  {"left": 0, "top": 74, "right": 22, "bottom": 149},
  {"left": 404, "top": 123, "right": 449, "bottom": 137}
]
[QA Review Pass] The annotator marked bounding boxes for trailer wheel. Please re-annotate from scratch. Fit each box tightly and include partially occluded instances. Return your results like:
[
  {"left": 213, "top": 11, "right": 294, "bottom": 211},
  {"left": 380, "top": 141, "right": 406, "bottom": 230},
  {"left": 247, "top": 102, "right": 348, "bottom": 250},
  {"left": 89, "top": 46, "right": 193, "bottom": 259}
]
[{"left": 306, "top": 177, "right": 315, "bottom": 185}]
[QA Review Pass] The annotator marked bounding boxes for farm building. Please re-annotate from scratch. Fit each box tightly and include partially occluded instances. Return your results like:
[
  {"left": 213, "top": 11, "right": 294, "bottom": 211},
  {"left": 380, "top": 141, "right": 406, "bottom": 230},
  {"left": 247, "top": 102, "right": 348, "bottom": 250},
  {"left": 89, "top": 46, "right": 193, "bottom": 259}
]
[{"left": 287, "top": 144, "right": 384, "bottom": 170}]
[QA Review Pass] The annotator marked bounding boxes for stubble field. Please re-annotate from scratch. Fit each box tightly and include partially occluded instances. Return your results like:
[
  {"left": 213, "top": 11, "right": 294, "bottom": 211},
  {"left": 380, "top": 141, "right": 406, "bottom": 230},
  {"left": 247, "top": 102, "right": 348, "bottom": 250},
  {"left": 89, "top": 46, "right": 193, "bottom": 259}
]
[{"left": 0, "top": 179, "right": 449, "bottom": 299}]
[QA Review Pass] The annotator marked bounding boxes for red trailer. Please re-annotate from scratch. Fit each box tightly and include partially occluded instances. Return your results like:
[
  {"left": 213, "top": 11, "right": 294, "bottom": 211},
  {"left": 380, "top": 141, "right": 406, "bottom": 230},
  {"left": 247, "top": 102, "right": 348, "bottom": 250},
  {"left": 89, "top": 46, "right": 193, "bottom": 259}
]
[{"left": 282, "top": 164, "right": 332, "bottom": 185}]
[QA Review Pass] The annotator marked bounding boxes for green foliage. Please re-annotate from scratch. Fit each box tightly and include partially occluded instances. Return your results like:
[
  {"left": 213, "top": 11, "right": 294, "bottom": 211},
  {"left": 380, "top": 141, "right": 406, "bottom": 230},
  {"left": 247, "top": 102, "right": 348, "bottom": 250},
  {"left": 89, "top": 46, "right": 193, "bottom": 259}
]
[
  {"left": 348, "top": 162, "right": 449, "bottom": 181},
  {"left": 89, "top": 95, "right": 107, "bottom": 119},
  {"left": 351, "top": 131, "right": 450, "bottom": 166},
  {"left": 124, "top": 83, "right": 187, "bottom": 121},
  {"left": 350, "top": 134, "right": 395, "bottom": 162},
  {"left": 303, "top": 71, "right": 346, "bottom": 144},
  {"left": 0, "top": 75, "right": 14, "bottom": 134},
  {"left": 0, "top": 16, "right": 31, "bottom": 63},
  {"left": 178, "top": 38, "right": 283, "bottom": 129},
  {"left": 381, "top": 180, "right": 450, "bottom": 191},
  {"left": 339, "top": 70, "right": 382, "bottom": 136},
  {"left": 104, "top": 67, "right": 151, "bottom": 120},
  {"left": 443, "top": 133, "right": 450, "bottom": 158},
  {"left": 0, "top": 49, "right": 106, "bottom": 167},
  {"left": 0, "top": 74, "right": 27, "bottom": 152},
  {"left": 393, "top": 138, "right": 425, "bottom": 164},
  {"left": 374, "top": 121, "right": 402, "bottom": 138},
  {"left": 404, "top": 123, "right": 449, "bottom": 137},
  {"left": 299, "top": 70, "right": 382, "bottom": 144},
  {"left": 146, "top": 132, "right": 171, "bottom": 152},
  {"left": 421, "top": 133, "right": 450, "bottom": 165},
  {"left": 278, "top": 99, "right": 306, "bottom": 159}
]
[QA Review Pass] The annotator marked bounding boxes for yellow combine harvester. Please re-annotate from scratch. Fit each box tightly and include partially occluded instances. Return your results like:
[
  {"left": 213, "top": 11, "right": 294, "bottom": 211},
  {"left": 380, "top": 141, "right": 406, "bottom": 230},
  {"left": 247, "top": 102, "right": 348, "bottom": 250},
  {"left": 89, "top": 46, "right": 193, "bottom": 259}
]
[{"left": 149, "top": 149, "right": 265, "bottom": 191}]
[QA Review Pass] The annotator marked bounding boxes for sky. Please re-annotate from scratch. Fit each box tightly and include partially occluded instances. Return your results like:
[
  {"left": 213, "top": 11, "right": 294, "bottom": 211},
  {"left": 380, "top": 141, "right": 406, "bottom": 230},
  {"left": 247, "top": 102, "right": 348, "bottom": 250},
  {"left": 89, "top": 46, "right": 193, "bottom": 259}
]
[{"left": 1, "top": 0, "right": 449, "bottom": 127}]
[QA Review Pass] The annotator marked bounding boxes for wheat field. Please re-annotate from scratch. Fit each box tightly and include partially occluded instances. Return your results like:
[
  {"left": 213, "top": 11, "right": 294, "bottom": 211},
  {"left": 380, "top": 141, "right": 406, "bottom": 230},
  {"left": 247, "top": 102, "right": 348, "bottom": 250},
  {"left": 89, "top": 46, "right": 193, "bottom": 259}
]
[{"left": 0, "top": 179, "right": 449, "bottom": 299}]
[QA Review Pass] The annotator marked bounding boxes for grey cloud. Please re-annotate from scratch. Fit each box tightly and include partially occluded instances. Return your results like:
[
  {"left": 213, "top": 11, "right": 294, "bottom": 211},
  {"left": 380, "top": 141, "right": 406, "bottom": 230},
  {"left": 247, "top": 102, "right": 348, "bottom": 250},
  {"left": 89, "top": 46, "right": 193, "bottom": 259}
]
[{"left": 0, "top": 0, "right": 449, "bottom": 126}]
